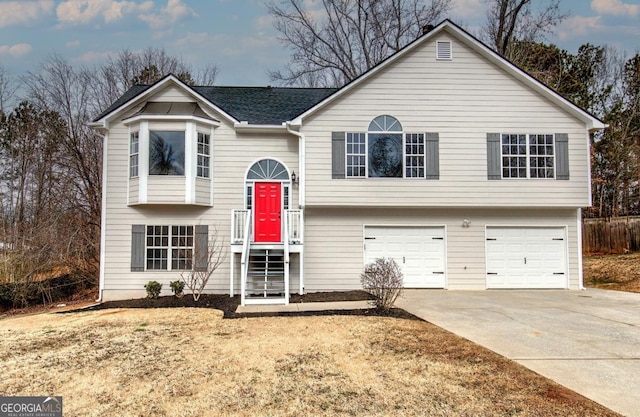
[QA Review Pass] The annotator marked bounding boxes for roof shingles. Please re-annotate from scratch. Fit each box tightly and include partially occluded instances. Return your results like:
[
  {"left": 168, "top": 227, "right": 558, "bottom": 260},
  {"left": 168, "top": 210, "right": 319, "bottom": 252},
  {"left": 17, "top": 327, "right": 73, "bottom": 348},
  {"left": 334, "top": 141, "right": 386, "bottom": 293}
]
[{"left": 94, "top": 83, "right": 337, "bottom": 125}]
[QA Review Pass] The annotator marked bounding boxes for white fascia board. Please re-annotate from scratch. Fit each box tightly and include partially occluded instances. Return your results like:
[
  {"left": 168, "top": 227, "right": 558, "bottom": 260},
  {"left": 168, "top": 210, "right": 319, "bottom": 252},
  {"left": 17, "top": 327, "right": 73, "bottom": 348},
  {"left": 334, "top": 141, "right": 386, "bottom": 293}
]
[
  {"left": 95, "top": 74, "right": 238, "bottom": 126},
  {"left": 233, "top": 122, "right": 288, "bottom": 133}
]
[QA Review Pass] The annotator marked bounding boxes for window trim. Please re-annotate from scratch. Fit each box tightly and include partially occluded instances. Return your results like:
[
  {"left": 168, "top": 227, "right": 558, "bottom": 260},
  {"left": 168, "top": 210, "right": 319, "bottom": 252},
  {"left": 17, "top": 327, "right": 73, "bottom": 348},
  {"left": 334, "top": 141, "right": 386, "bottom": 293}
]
[
  {"left": 129, "top": 131, "right": 139, "bottom": 178},
  {"left": 196, "top": 131, "right": 211, "bottom": 178},
  {"left": 145, "top": 225, "right": 194, "bottom": 271},
  {"left": 500, "top": 133, "right": 556, "bottom": 180},
  {"left": 345, "top": 132, "right": 429, "bottom": 179}
]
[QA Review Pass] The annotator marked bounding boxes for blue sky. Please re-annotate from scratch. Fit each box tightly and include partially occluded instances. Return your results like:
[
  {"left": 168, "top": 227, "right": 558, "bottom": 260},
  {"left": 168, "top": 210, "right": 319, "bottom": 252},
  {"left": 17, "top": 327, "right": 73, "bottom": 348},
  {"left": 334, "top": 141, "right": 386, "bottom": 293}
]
[{"left": 0, "top": 0, "right": 638, "bottom": 87}]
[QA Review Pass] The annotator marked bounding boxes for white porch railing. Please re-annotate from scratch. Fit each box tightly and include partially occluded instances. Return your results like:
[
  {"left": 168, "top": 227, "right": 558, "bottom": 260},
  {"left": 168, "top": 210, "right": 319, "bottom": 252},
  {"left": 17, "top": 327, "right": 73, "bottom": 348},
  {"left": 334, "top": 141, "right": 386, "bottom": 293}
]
[
  {"left": 232, "top": 209, "right": 303, "bottom": 244},
  {"left": 239, "top": 210, "right": 252, "bottom": 306},
  {"left": 286, "top": 209, "right": 303, "bottom": 244},
  {"left": 232, "top": 210, "right": 250, "bottom": 244}
]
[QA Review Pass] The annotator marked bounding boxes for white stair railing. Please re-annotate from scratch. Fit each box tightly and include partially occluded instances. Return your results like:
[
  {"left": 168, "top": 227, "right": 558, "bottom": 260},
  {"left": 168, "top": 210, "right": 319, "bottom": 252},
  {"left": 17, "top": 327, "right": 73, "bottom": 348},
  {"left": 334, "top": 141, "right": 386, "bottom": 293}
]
[
  {"left": 283, "top": 211, "right": 290, "bottom": 305},
  {"left": 286, "top": 209, "right": 303, "bottom": 244},
  {"left": 232, "top": 210, "right": 250, "bottom": 244},
  {"left": 239, "top": 210, "right": 252, "bottom": 306}
]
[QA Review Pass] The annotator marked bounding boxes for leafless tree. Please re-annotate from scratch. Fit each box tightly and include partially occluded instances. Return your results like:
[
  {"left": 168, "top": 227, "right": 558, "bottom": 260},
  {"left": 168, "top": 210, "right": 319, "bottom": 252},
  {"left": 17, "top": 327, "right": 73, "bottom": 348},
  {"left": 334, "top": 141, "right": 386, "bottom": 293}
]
[
  {"left": 89, "top": 48, "right": 219, "bottom": 115},
  {"left": 267, "top": 0, "right": 452, "bottom": 87},
  {"left": 21, "top": 55, "right": 103, "bottom": 278},
  {"left": 180, "top": 227, "right": 227, "bottom": 302},
  {"left": 481, "top": 0, "right": 569, "bottom": 60},
  {"left": 0, "top": 66, "right": 18, "bottom": 113}
]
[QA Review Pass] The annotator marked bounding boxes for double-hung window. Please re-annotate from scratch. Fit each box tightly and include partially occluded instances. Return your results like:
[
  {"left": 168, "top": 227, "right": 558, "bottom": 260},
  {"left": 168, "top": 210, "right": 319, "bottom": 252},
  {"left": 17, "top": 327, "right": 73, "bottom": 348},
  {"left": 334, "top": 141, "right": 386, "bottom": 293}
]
[
  {"left": 129, "top": 131, "right": 139, "bottom": 178},
  {"left": 405, "top": 133, "right": 426, "bottom": 178},
  {"left": 501, "top": 134, "right": 554, "bottom": 179},
  {"left": 197, "top": 132, "right": 210, "bottom": 178},
  {"left": 146, "top": 225, "right": 193, "bottom": 270},
  {"left": 346, "top": 132, "right": 366, "bottom": 178}
]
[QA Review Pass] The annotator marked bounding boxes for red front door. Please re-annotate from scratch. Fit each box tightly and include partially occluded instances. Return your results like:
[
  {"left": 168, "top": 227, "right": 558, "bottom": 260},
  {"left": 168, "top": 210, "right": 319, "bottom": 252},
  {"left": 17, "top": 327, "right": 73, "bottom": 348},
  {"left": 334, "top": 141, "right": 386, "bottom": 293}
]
[{"left": 254, "top": 182, "right": 282, "bottom": 242}]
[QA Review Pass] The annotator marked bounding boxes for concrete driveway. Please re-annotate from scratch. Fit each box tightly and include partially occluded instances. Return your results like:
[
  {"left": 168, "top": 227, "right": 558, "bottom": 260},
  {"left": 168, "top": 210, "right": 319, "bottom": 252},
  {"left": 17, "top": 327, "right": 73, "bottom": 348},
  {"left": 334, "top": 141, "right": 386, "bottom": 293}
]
[{"left": 395, "top": 289, "right": 640, "bottom": 417}]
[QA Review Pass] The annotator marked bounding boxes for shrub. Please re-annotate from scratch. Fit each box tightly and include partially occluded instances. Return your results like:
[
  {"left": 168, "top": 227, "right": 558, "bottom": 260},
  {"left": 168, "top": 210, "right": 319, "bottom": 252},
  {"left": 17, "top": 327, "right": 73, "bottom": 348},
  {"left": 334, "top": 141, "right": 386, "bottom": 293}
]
[
  {"left": 169, "top": 280, "right": 185, "bottom": 297},
  {"left": 360, "top": 258, "right": 403, "bottom": 311},
  {"left": 144, "top": 281, "right": 162, "bottom": 299}
]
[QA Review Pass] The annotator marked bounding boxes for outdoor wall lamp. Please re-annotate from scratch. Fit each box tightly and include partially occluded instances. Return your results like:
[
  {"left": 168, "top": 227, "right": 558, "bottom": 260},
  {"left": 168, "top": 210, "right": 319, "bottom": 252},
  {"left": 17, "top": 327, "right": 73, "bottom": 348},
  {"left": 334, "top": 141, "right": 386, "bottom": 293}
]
[
  {"left": 291, "top": 170, "right": 298, "bottom": 184},
  {"left": 462, "top": 219, "right": 471, "bottom": 228}
]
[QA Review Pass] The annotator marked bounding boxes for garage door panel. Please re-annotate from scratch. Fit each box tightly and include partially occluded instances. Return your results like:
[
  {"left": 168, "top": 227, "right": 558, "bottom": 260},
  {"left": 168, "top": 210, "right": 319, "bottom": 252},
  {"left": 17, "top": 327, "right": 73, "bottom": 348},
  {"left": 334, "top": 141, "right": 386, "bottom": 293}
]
[
  {"left": 364, "top": 226, "right": 446, "bottom": 288},
  {"left": 487, "top": 227, "right": 567, "bottom": 289}
]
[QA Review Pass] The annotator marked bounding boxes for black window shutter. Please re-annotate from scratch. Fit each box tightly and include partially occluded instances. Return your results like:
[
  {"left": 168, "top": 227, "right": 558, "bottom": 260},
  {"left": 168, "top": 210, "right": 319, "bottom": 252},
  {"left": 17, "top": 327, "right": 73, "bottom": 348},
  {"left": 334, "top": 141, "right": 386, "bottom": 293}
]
[
  {"left": 487, "top": 133, "right": 501, "bottom": 180},
  {"left": 425, "top": 132, "right": 440, "bottom": 179},
  {"left": 131, "top": 224, "right": 145, "bottom": 272},
  {"left": 332, "top": 131, "right": 346, "bottom": 179},
  {"left": 194, "top": 225, "right": 209, "bottom": 271},
  {"left": 555, "top": 133, "right": 569, "bottom": 180}
]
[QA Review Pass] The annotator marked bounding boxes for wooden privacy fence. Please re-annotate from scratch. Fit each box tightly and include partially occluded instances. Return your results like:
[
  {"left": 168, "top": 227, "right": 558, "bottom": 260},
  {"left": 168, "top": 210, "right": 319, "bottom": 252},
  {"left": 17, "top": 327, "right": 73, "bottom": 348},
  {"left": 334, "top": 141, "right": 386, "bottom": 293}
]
[{"left": 582, "top": 217, "right": 640, "bottom": 254}]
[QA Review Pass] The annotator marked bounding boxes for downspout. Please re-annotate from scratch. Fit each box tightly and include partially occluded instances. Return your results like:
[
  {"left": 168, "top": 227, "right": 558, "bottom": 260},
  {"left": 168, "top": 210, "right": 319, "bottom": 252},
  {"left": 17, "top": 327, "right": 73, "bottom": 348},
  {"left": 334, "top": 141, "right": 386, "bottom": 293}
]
[
  {"left": 286, "top": 122, "right": 305, "bottom": 295},
  {"left": 577, "top": 208, "right": 585, "bottom": 290},
  {"left": 285, "top": 122, "right": 305, "bottom": 209},
  {"left": 92, "top": 125, "right": 109, "bottom": 303}
]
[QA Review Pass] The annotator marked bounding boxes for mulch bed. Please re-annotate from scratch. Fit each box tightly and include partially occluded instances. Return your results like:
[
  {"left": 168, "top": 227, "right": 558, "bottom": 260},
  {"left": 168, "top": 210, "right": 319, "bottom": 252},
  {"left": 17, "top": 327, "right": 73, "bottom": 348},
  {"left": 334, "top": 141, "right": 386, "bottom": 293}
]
[{"left": 75, "top": 290, "right": 418, "bottom": 320}]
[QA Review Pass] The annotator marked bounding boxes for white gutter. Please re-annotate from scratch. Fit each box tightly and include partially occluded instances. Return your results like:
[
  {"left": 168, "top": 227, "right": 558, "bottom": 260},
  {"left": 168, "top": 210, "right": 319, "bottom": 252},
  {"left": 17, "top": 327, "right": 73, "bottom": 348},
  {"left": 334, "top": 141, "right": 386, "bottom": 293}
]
[
  {"left": 577, "top": 208, "right": 585, "bottom": 290},
  {"left": 285, "top": 122, "right": 305, "bottom": 209},
  {"left": 94, "top": 128, "right": 109, "bottom": 303}
]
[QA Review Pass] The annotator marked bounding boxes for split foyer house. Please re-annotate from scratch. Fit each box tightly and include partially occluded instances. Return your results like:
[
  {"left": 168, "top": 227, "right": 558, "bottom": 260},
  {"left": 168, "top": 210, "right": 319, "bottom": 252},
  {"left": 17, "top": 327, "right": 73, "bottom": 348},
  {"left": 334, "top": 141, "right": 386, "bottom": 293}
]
[{"left": 91, "top": 20, "right": 605, "bottom": 305}]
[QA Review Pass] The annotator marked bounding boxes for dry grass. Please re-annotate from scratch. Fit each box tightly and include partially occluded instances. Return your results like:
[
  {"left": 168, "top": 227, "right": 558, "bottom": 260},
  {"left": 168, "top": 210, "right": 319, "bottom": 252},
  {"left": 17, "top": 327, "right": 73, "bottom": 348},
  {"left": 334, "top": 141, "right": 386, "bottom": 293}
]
[
  {"left": 0, "top": 308, "right": 618, "bottom": 417},
  {"left": 584, "top": 252, "right": 640, "bottom": 293}
]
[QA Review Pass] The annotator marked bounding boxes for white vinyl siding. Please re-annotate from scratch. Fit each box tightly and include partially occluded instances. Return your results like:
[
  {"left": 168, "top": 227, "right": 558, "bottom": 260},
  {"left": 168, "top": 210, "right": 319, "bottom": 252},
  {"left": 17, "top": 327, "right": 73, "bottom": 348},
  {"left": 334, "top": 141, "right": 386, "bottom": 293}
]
[
  {"left": 303, "top": 207, "right": 580, "bottom": 291},
  {"left": 100, "top": 83, "right": 301, "bottom": 300},
  {"left": 303, "top": 33, "right": 589, "bottom": 207}
]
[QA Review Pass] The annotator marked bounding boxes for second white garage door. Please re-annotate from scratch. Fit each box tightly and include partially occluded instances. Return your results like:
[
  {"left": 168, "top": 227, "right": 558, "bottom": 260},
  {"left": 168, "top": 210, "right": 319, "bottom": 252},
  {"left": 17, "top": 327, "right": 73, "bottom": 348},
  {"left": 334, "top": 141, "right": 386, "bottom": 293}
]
[
  {"left": 486, "top": 227, "right": 567, "bottom": 289},
  {"left": 364, "top": 226, "right": 446, "bottom": 288}
]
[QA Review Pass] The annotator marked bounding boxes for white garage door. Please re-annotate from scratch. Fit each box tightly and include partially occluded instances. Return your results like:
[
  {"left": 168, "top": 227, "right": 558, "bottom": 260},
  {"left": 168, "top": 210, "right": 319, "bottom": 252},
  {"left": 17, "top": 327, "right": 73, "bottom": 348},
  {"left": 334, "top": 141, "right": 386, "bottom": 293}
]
[
  {"left": 364, "top": 226, "right": 446, "bottom": 288},
  {"left": 486, "top": 227, "right": 567, "bottom": 289}
]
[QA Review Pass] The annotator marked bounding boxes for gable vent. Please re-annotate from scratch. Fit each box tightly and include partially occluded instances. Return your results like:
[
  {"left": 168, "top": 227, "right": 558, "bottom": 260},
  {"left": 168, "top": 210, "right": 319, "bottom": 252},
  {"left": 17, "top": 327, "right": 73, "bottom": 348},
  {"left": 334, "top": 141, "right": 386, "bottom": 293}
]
[{"left": 436, "top": 41, "right": 452, "bottom": 60}]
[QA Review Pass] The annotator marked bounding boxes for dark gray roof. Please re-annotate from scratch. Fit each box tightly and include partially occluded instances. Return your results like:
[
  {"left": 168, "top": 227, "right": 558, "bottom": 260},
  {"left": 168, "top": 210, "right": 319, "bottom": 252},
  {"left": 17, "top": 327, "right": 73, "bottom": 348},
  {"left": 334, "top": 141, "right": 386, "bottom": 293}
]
[{"left": 94, "top": 83, "right": 337, "bottom": 125}]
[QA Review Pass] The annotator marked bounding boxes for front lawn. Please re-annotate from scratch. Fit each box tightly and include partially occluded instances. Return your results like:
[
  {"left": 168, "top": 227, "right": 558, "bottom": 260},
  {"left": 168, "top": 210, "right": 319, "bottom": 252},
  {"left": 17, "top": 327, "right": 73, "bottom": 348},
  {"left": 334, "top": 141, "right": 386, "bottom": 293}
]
[{"left": 0, "top": 308, "right": 618, "bottom": 416}]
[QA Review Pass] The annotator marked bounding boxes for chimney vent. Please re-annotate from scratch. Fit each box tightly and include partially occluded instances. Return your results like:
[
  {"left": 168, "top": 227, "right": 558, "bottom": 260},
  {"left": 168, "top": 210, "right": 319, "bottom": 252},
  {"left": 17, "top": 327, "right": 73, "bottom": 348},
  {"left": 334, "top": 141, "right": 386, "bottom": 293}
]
[{"left": 422, "top": 24, "right": 435, "bottom": 35}]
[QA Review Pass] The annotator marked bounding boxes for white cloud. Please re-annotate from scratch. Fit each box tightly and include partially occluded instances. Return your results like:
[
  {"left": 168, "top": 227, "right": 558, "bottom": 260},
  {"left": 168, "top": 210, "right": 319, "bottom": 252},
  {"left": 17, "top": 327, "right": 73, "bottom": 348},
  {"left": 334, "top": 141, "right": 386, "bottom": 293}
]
[
  {"left": 0, "top": 43, "right": 33, "bottom": 57},
  {"left": 73, "top": 50, "right": 113, "bottom": 62},
  {"left": 66, "top": 40, "right": 81, "bottom": 48},
  {"left": 138, "top": 0, "right": 197, "bottom": 31},
  {"left": 557, "top": 15, "right": 604, "bottom": 41},
  {"left": 591, "top": 0, "right": 640, "bottom": 16},
  {"left": 0, "top": 0, "right": 54, "bottom": 28},
  {"left": 449, "top": 0, "right": 484, "bottom": 20},
  {"left": 56, "top": 0, "right": 153, "bottom": 26}
]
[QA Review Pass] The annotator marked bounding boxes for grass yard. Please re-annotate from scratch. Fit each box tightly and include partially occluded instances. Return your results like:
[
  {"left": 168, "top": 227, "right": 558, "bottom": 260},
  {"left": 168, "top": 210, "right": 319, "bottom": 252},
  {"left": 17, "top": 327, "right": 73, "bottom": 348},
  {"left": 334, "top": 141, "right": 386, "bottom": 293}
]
[
  {"left": 584, "top": 252, "right": 640, "bottom": 293},
  {"left": 0, "top": 308, "right": 618, "bottom": 417}
]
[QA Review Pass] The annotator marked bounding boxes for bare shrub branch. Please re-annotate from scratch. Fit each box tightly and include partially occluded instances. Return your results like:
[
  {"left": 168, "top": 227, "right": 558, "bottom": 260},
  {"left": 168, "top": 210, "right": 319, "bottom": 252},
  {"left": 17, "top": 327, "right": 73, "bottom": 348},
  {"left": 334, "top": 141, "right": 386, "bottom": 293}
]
[
  {"left": 360, "top": 258, "right": 403, "bottom": 311},
  {"left": 180, "top": 227, "right": 227, "bottom": 302}
]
